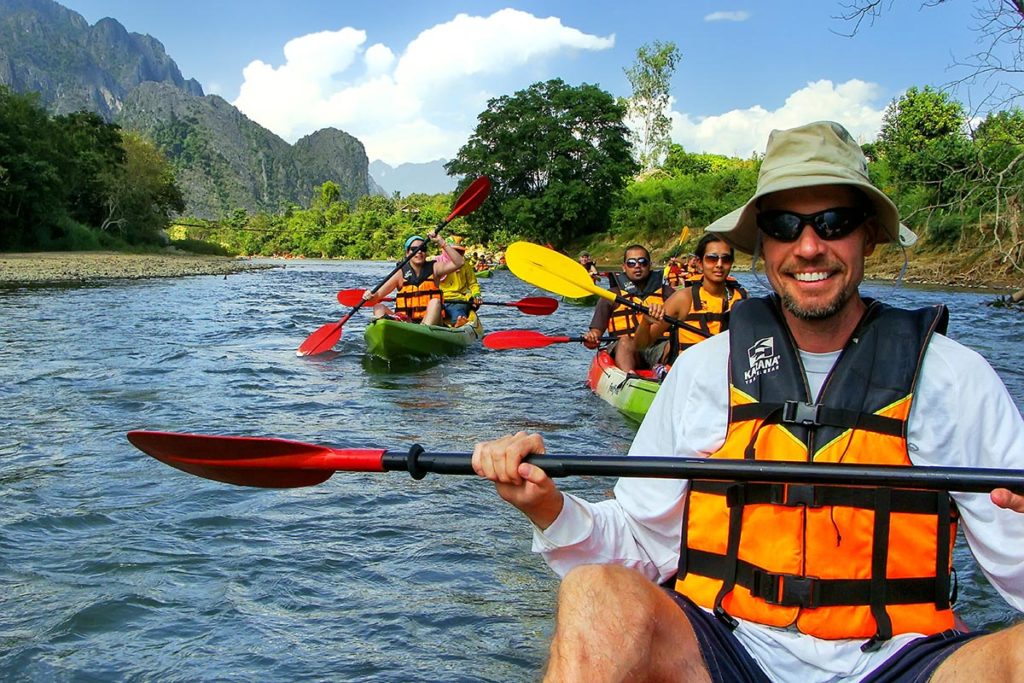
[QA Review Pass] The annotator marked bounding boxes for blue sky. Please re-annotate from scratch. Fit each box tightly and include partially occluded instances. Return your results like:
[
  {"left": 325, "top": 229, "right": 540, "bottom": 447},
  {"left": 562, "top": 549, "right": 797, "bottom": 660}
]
[{"left": 58, "top": 1, "right": 997, "bottom": 166}]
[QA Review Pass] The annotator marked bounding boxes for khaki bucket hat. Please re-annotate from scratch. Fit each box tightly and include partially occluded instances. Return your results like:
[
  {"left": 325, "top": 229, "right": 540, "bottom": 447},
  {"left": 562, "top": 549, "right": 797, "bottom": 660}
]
[{"left": 707, "top": 121, "right": 917, "bottom": 253}]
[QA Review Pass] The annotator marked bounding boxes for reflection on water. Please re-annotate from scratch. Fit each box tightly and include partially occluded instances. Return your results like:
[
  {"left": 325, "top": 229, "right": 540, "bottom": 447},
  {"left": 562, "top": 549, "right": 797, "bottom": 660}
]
[{"left": 0, "top": 260, "right": 1020, "bottom": 680}]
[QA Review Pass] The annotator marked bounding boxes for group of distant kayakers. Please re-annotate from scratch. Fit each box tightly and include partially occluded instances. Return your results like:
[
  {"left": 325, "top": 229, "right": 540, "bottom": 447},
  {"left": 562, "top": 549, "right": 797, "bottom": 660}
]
[
  {"left": 579, "top": 236, "right": 747, "bottom": 377},
  {"left": 361, "top": 234, "right": 484, "bottom": 328}
]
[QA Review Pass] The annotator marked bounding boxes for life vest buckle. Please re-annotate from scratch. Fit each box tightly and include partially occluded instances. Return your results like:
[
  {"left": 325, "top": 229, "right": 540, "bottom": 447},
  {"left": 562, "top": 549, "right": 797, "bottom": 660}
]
[
  {"left": 782, "top": 400, "right": 822, "bottom": 426},
  {"left": 751, "top": 570, "right": 820, "bottom": 608},
  {"left": 773, "top": 484, "right": 821, "bottom": 508}
]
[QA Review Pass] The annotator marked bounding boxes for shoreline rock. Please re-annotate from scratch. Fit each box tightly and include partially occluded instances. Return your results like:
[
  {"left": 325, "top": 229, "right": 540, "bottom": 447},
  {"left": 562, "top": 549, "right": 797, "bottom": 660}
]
[{"left": 0, "top": 251, "right": 277, "bottom": 286}]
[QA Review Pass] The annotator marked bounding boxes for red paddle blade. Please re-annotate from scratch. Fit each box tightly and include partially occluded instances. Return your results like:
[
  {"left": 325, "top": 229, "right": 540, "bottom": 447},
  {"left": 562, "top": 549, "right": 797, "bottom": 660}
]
[
  {"left": 336, "top": 289, "right": 365, "bottom": 307},
  {"left": 444, "top": 176, "right": 490, "bottom": 223},
  {"left": 336, "top": 289, "right": 394, "bottom": 308},
  {"left": 483, "top": 330, "right": 569, "bottom": 350},
  {"left": 127, "top": 431, "right": 387, "bottom": 488},
  {"left": 297, "top": 319, "right": 344, "bottom": 356},
  {"left": 511, "top": 296, "right": 558, "bottom": 315}
]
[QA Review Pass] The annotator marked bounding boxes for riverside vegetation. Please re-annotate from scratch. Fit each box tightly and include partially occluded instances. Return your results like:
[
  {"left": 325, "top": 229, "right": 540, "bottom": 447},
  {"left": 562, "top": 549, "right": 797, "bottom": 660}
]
[{"left": 2, "top": 80, "right": 1022, "bottom": 292}]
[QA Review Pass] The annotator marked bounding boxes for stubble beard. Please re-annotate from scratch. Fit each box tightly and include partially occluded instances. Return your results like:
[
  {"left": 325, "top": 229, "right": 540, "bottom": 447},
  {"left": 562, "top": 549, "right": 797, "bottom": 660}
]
[{"left": 779, "top": 285, "right": 852, "bottom": 321}]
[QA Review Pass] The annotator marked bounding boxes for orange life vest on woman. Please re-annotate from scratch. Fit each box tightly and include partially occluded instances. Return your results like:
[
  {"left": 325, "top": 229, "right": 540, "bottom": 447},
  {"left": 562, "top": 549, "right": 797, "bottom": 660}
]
[
  {"left": 607, "top": 272, "right": 670, "bottom": 338},
  {"left": 674, "top": 297, "right": 957, "bottom": 647},
  {"left": 675, "top": 280, "right": 748, "bottom": 351},
  {"left": 394, "top": 261, "right": 443, "bottom": 323}
]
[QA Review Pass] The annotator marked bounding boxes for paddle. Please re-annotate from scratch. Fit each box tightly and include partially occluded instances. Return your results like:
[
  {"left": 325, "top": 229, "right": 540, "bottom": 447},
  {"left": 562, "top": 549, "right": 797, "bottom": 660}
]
[
  {"left": 483, "top": 330, "right": 616, "bottom": 350},
  {"left": 296, "top": 176, "right": 492, "bottom": 356},
  {"left": 504, "top": 242, "right": 710, "bottom": 339},
  {"left": 335, "top": 289, "right": 559, "bottom": 316},
  {"left": 678, "top": 225, "right": 691, "bottom": 245},
  {"left": 127, "top": 430, "right": 1024, "bottom": 492}
]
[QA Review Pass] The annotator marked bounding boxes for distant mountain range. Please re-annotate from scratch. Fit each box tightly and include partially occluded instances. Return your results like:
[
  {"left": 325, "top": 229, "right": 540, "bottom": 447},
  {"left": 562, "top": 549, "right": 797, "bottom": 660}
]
[
  {"left": 369, "top": 159, "right": 456, "bottom": 196},
  {"left": 0, "top": 0, "right": 377, "bottom": 218}
]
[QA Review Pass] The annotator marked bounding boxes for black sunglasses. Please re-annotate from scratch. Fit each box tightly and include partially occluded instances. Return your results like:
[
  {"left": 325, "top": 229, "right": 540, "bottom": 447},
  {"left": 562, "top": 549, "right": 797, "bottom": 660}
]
[
  {"left": 756, "top": 207, "right": 871, "bottom": 242},
  {"left": 703, "top": 253, "right": 734, "bottom": 264},
  {"left": 624, "top": 257, "right": 650, "bottom": 267}
]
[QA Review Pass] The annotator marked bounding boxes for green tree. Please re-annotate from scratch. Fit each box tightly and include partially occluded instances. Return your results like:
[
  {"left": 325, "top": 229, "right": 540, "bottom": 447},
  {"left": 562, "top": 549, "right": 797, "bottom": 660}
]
[
  {"left": 0, "top": 87, "right": 64, "bottom": 249},
  {"left": 876, "top": 86, "right": 973, "bottom": 204},
  {"left": 53, "top": 111, "right": 126, "bottom": 228},
  {"left": 971, "top": 108, "right": 1024, "bottom": 271},
  {"left": 623, "top": 41, "right": 681, "bottom": 172},
  {"left": 446, "top": 78, "right": 638, "bottom": 245},
  {"left": 101, "top": 131, "right": 185, "bottom": 244}
]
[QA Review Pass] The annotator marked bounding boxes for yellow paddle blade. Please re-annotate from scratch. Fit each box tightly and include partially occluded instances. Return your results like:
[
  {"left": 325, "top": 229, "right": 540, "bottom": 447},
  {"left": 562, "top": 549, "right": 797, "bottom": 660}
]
[
  {"left": 505, "top": 242, "right": 616, "bottom": 302},
  {"left": 678, "top": 225, "right": 690, "bottom": 245}
]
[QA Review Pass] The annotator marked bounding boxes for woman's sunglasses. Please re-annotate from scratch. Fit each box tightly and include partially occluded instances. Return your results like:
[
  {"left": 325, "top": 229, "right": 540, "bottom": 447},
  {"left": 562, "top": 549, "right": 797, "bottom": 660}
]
[
  {"left": 756, "top": 207, "right": 870, "bottom": 242},
  {"left": 703, "top": 253, "right": 734, "bottom": 265},
  {"left": 624, "top": 257, "right": 650, "bottom": 267}
]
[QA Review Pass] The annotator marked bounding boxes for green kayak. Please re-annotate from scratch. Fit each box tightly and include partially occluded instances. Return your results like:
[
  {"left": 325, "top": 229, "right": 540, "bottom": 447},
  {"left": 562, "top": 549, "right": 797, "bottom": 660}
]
[
  {"left": 475, "top": 268, "right": 494, "bottom": 278},
  {"left": 586, "top": 350, "right": 661, "bottom": 423},
  {"left": 363, "top": 312, "right": 483, "bottom": 360}
]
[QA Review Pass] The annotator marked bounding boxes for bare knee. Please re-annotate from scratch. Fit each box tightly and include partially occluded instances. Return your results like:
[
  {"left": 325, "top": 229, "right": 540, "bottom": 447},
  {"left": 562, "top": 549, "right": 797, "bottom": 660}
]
[
  {"left": 932, "top": 622, "right": 1024, "bottom": 682},
  {"left": 546, "top": 565, "right": 709, "bottom": 683},
  {"left": 557, "top": 565, "right": 660, "bottom": 625},
  {"left": 613, "top": 337, "right": 637, "bottom": 370}
]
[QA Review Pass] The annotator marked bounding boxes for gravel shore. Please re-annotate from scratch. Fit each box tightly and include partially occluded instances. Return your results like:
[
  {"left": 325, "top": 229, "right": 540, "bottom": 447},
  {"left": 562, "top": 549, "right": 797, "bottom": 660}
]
[{"left": 0, "top": 251, "right": 276, "bottom": 286}]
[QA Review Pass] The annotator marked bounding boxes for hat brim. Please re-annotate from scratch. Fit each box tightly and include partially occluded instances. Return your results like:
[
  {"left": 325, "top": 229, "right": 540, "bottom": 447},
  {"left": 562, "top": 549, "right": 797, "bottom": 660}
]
[{"left": 707, "top": 178, "right": 909, "bottom": 254}]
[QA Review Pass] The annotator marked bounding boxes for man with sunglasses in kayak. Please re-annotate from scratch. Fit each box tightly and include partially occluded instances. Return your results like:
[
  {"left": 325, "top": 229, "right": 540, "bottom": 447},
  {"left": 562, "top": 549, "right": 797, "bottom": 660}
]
[
  {"left": 473, "top": 121, "right": 1024, "bottom": 682},
  {"left": 636, "top": 232, "right": 748, "bottom": 369},
  {"left": 582, "top": 245, "right": 674, "bottom": 373}
]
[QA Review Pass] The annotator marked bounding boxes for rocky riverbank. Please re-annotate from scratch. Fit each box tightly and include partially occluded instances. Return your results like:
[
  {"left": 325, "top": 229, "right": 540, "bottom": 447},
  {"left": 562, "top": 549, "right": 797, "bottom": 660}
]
[{"left": 0, "top": 251, "right": 276, "bottom": 286}]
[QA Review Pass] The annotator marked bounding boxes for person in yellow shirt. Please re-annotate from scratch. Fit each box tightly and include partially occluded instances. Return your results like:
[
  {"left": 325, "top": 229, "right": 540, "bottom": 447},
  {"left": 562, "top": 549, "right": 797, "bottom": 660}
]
[{"left": 438, "top": 239, "right": 482, "bottom": 326}]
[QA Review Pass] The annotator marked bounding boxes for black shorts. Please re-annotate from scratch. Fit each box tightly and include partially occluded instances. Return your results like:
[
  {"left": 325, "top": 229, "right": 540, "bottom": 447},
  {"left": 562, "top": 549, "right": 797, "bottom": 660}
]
[{"left": 668, "top": 592, "right": 985, "bottom": 682}]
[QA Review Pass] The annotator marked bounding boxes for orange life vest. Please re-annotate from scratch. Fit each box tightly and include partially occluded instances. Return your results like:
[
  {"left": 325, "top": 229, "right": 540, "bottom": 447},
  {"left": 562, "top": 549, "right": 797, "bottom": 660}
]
[
  {"left": 674, "top": 297, "right": 957, "bottom": 646},
  {"left": 607, "top": 272, "right": 671, "bottom": 338},
  {"left": 675, "top": 280, "right": 748, "bottom": 351},
  {"left": 394, "top": 261, "right": 443, "bottom": 323}
]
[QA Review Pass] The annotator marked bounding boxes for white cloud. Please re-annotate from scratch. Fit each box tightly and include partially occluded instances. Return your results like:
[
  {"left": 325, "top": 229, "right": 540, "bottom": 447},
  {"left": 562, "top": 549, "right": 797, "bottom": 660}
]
[
  {"left": 364, "top": 43, "right": 395, "bottom": 75},
  {"left": 231, "top": 10, "right": 614, "bottom": 165},
  {"left": 394, "top": 9, "right": 614, "bottom": 93},
  {"left": 704, "top": 11, "right": 751, "bottom": 22},
  {"left": 669, "top": 79, "right": 888, "bottom": 158}
]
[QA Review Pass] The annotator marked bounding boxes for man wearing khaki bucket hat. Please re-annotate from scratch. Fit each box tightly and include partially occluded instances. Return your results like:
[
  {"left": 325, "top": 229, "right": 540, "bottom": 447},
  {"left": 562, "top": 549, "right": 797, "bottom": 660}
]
[{"left": 472, "top": 121, "right": 1024, "bottom": 681}]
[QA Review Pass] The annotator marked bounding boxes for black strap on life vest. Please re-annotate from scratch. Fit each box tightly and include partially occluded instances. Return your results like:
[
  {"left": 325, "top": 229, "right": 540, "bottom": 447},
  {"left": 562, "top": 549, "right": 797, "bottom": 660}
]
[
  {"left": 687, "top": 480, "right": 957, "bottom": 637},
  {"left": 862, "top": 488, "right": 894, "bottom": 651},
  {"left": 692, "top": 481, "right": 949, "bottom": 514},
  {"left": 686, "top": 548, "right": 948, "bottom": 609},
  {"left": 712, "top": 497, "right": 744, "bottom": 629},
  {"left": 731, "top": 400, "right": 905, "bottom": 437}
]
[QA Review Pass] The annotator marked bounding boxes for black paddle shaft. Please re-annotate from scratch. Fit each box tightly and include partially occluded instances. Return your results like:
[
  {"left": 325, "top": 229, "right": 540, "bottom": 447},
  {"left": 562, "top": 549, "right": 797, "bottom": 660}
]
[
  {"left": 614, "top": 295, "right": 710, "bottom": 338},
  {"left": 381, "top": 446, "right": 1023, "bottom": 493}
]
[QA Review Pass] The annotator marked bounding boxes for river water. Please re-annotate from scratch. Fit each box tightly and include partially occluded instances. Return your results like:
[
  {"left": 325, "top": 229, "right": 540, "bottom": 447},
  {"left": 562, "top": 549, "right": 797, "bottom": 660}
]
[{"left": 1, "top": 259, "right": 1021, "bottom": 681}]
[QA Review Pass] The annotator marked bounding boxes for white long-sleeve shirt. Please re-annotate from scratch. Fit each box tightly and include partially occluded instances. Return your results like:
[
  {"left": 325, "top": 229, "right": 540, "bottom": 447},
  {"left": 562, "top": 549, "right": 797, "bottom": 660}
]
[{"left": 531, "top": 330, "right": 1024, "bottom": 683}]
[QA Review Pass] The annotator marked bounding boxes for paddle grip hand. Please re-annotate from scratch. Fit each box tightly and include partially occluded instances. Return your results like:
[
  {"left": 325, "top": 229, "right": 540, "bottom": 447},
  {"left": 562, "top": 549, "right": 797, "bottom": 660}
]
[
  {"left": 472, "top": 431, "right": 563, "bottom": 529},
  {"left": 582, "top": 328, "right": 604, "bottom": 349},
  {"left": 644, "top": 302, "right": 665, "bottom": 323},
  {"left": 992, "top": 488, "right": 1024, "bottom": 513}
]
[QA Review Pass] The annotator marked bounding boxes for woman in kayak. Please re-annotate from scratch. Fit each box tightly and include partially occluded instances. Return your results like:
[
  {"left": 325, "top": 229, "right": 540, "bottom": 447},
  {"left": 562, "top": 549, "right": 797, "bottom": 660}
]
[
  {"left": 438, "top": 238, "right": 482, "bottom": 326},
  {"left": 635, "top": 232, "right": 747, "bottom": 368},
  {"left": 364, "top": 233, "right": 464, "bottom": 326}
]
